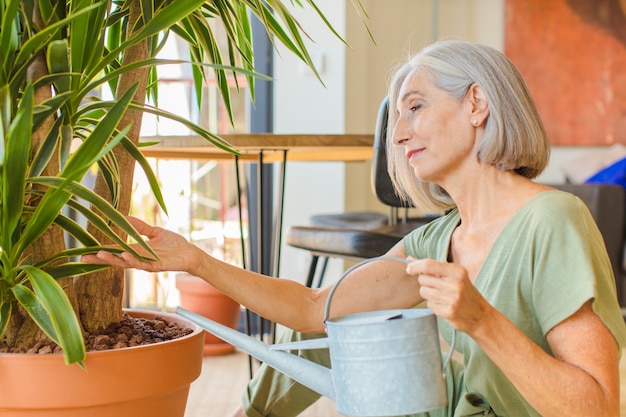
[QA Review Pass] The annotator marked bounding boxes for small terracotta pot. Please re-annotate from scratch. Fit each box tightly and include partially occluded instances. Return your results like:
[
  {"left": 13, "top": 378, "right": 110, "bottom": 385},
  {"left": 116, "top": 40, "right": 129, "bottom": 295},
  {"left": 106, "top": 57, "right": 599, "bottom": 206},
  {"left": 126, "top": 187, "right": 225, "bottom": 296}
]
[
  {"left": 175, "top": 273, "right": 241, "bottom": 355},
  {"left": 0, "top": 309, "right": 204, "bottom": 417}
]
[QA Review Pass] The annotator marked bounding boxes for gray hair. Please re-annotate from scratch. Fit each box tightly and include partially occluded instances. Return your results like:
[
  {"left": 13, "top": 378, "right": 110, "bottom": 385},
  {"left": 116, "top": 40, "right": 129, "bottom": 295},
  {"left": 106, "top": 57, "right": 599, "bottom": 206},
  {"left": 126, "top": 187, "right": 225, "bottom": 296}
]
[{"left": 387, "top": 40, "right": 550, "bottom": 212}]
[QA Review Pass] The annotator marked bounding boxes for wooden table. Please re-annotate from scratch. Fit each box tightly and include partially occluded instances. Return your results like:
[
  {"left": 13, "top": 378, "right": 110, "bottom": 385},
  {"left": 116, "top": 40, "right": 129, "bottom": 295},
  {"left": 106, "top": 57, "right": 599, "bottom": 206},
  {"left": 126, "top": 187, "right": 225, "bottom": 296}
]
[{"left": 139, "top": 134, "right": 374, "bottom": 162}]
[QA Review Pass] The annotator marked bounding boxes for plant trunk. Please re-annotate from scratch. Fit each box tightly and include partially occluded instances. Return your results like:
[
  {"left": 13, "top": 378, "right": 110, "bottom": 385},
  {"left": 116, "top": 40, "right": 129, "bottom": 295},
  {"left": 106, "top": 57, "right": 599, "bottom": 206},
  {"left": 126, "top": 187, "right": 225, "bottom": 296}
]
[
  {"left": 4, "top": 3, "right": 80, "bottom": 348},
  {"left": 74, "top": 0, "right": 150, "bottom": 331}
]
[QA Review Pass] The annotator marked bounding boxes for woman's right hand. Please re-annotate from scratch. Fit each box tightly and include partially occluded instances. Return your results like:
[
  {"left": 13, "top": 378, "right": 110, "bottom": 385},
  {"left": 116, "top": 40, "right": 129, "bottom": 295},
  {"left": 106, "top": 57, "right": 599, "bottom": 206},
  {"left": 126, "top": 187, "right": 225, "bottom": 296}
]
[{"left": 80, "top": 216, "right": 204, "bottom": 274}]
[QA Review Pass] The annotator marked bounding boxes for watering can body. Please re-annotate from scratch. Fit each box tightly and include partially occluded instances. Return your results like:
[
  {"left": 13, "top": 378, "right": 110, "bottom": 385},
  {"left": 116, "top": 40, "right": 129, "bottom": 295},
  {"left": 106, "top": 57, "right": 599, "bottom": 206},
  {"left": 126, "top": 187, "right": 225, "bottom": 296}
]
[
  {"left": 323, "top": 308, "right": 449, "bottom": 416},
  {"left": 177, "top": 307, "right": 451, "bottom": 417}
]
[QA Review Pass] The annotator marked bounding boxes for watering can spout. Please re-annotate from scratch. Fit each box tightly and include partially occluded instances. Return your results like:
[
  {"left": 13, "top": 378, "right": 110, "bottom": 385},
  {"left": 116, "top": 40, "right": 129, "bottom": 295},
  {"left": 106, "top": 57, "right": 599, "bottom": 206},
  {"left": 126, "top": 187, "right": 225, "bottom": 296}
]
[{"left": 176, "top": 307, "right": 335, "bottom": 401}]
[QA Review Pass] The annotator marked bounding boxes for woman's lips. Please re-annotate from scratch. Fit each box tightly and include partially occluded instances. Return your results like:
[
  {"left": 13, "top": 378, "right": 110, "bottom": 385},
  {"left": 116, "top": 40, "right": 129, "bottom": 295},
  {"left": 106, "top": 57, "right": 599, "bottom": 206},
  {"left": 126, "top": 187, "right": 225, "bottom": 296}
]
[{"left": 406, "top": 148, "right": 424, "bottom": 160}]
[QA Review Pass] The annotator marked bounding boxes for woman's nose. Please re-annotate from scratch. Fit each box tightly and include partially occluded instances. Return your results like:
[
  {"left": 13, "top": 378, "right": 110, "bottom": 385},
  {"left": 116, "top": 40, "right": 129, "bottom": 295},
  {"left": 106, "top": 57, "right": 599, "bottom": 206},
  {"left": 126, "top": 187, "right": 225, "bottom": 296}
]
[{"left": 391, "top": 118, "right": 410, "bottom": 145}]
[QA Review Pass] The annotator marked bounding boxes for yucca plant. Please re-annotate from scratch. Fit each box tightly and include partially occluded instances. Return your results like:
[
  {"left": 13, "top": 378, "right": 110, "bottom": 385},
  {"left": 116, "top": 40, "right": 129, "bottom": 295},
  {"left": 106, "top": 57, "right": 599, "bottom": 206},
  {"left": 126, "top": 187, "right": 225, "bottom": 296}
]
[{"left": 0, "top": 0, "right": 365, "bottom": 366}]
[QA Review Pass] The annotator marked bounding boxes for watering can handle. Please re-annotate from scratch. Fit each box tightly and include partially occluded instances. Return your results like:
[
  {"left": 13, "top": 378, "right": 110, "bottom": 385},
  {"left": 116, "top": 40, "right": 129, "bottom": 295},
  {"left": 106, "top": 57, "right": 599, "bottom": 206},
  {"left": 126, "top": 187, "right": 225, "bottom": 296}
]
[
  {"left": 442, "top": 328, "right": 456, "bottom": 372},
  {"left": 322, "top": 255, "right": 410, "bottom": 321},
  {"left": 323, "top": 255, "right": 457, "bottom": 373}
]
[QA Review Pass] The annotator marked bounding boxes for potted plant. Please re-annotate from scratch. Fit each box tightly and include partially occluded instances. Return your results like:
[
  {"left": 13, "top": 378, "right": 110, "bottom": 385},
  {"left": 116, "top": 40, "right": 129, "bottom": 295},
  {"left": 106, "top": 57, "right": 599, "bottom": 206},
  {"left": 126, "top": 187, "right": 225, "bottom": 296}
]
[{"left": 0, "top": 1, "right": 362, "bottom": 415}]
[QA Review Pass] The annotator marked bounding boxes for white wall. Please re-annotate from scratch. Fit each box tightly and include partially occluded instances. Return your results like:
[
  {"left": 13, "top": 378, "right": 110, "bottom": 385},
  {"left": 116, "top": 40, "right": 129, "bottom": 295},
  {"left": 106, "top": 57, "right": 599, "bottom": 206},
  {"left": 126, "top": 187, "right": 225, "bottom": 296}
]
[{"left": 272, "top": 0, "right": 349, "bottom": 281}]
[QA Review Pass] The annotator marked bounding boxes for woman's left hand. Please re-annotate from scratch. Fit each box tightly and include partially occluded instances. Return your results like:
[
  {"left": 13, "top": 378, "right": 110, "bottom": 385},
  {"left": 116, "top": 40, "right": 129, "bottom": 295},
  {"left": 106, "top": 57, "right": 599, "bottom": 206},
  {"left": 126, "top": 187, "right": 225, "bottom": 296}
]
[
  {"left": 405, "top": 258, "right": 490, "bottom": 333},
  {"left": 80, "top": 216, "right": 204, "bottom": 274}
]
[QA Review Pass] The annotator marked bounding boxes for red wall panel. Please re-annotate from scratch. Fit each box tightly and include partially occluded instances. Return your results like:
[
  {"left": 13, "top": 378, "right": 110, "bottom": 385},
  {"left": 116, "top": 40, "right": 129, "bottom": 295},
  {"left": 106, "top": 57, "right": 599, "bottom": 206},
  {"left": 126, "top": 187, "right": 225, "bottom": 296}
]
[{"left": 505, "top": 0, "right": 626, "bottom": 145}]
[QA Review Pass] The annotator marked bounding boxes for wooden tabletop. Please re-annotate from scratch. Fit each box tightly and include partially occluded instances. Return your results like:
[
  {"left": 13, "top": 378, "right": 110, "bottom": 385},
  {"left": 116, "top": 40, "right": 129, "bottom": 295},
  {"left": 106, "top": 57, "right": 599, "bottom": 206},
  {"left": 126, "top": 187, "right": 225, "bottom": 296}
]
[{"left": 139, "top": 134, "right": 374, "bottom": 162}]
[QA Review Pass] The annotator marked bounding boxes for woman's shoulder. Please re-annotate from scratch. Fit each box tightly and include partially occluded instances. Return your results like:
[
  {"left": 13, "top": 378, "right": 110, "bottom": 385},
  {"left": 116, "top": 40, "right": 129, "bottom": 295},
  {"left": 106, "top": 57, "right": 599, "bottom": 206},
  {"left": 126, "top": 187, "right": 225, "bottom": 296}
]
[
  {"left": 532, "top": 188, "right": 585, "bottom": 204},
  {"left": 500, "top": 188, "right": 604, "bottom": 253},
  {"left": 523, "top": 188, "right": 593, "bottom": 223}
]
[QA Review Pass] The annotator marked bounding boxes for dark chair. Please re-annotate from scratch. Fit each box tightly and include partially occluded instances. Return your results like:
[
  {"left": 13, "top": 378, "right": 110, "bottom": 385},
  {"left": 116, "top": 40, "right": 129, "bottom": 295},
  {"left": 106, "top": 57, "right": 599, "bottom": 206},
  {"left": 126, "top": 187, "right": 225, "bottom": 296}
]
[{"left": 285, "top": 97, "right": 438, "bottom": 288}]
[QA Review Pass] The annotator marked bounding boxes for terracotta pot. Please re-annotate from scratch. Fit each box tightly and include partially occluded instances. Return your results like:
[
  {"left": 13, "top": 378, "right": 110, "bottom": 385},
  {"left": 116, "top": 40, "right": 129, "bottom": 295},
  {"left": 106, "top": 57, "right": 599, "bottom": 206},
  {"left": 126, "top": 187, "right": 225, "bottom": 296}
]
[
  {"left": 175, "top": 273, "right": 241, "bottom": 355},
  {"left": 0, "top": 309, "right": 204, "bottom": 417}
]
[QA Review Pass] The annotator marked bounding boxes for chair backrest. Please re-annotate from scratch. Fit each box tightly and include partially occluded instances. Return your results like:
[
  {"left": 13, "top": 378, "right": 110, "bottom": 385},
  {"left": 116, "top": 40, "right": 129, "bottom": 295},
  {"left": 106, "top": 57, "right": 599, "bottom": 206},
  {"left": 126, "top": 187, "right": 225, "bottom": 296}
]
[{"left": 371, "top": 96, "right": 412, "bottom": 209}]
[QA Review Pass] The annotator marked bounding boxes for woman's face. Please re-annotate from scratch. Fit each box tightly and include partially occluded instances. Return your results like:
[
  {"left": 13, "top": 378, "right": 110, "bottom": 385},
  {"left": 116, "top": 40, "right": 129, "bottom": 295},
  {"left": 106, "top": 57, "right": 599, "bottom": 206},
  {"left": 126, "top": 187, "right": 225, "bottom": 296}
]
[{"left": 392, "top": 70, "right": 476, "bottom": 185}]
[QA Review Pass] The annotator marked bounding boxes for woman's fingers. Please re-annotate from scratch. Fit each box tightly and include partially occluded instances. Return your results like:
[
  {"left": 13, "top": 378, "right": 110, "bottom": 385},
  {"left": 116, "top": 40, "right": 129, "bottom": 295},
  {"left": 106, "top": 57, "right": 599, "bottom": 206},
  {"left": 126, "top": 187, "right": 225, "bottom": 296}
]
[
  {"left": 405, "top": 258, "right": 484, "bottom": 331},
  {"left": 81, "top": 218, "right": 200, "bottom": 273},
  {"left": 127, "top": 215, "right": 158, "bottom": 238}
]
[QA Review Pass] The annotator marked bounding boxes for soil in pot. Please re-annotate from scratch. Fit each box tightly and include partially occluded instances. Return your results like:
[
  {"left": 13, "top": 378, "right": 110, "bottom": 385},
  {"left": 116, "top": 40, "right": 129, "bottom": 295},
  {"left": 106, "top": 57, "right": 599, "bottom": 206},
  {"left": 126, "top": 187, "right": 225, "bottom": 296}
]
[{"left": 0, "top": 312, "right": 194, "bottom": 354}]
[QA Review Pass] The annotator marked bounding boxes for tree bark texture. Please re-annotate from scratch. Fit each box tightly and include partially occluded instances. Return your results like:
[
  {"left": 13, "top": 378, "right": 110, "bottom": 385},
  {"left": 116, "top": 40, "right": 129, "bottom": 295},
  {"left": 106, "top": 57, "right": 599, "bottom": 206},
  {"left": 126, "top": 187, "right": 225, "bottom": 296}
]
[{"left": 75, "top": 0, "right": 150, "bottom": 331}]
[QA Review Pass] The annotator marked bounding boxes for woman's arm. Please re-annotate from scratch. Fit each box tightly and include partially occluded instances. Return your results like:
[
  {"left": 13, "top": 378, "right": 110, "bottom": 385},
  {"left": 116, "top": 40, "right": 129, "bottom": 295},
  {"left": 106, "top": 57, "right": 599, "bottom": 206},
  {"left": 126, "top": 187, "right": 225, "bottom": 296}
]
[
  {"left": 82, "top": 216, "right": 424, "bottom": 333},
  {"left": 472, "top": 300, "right": 619, "bottom": 417},
  {"left": 471, "top": 301, "right": 619, "bottom": 417},
  {"left": 408, "top": 258, "right": 620, "bottom": 417}
]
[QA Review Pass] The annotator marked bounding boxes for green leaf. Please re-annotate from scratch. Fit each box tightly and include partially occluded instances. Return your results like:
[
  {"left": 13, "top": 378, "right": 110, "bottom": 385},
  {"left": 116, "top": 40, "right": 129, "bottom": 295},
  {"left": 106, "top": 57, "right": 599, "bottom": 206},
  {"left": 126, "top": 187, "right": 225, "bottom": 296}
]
[
  {"left": 68, "top": 0, "right": 109, "bottom": 86},
  {"left": 28, "top": 178, "right": 157, "bottom": 259},
  {"left": 76, "top": 96, "right": 241, "bottom": 155},
  {"left": 12, "top": 3, "right": 103, "bottom": 83},
  {"left": 0, "top": 0, "right": 21, "bottom": 79},
  {"left": 14, "top": 205, "right": 101, "bottom": 255},
  {"left": 13, "top": 266, "right": 86, "bottom": 365},
  {"left": 59, "top": 124, "right": 73, "bottom": 172},
  {"left": 130, "top": 102, "right": 238, "bottom": 153},
  {"left": 36, "top": 0, "right": 55, "bottom": 25},
  {"left": 96, "top": 150, "right": 121, "bottom": 209},
  {"left": 77, "top": 57, "right": 268, "bottom": 109},
  {"left": 85, "top": 0, "right": 209, "bottom": 82},
  {"left": 134, "top": 0, "right": 208, "bottom": 41},
  {"left": 43, "top": 246, "right": 125, "bottom": 265},
  {"left": 233, "top": 4, "right": 255, "bottom": 101},
  {"left": 0, "top": 86, "right": 7, "bottom": 166},
  {"left": 46, "top": 39, "right": 71, "bottom": 93},
  {"left": 32, "top": 90, "right": 72, "bottom": 132},
  {"left": 11, "top": 285, "right": 57, "bottom": 341},
  {"left": 51, "top": 211, "right": 100, "bottom": 248},
  {"left": 44, "top": 263, "right": 110, "bottom": 280},
  {"left": 62, "top": 85, "right": 137, "bottom": 180},
  {"left": 0, "top": 301, "right": 12, "bottom": 339},
  {"left": 3, "top": 84, "right": 32, "bottom": 245},
  {"left": 140, "top": 0, "right": 154, "bottom": 29},
  {"left": 185, "top": 12, "right": 233, "bottom": 123},
  {"left": 29, "top": 116, "right": 63, "bottom": 178}
]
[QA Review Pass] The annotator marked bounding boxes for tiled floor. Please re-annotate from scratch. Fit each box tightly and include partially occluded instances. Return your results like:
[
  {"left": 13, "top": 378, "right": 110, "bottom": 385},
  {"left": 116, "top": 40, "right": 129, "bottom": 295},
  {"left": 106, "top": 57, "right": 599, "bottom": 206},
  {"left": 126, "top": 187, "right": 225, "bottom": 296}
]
[{"left": 185, "top": 349, "right": 626, "bottom": 417}]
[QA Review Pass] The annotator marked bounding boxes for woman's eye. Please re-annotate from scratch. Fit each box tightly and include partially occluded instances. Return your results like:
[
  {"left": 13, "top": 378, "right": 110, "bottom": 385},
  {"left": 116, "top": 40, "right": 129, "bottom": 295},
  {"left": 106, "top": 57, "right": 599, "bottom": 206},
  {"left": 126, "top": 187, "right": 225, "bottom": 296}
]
[{"left": 409, "top": 104, "right": 421, "bottom": 112}]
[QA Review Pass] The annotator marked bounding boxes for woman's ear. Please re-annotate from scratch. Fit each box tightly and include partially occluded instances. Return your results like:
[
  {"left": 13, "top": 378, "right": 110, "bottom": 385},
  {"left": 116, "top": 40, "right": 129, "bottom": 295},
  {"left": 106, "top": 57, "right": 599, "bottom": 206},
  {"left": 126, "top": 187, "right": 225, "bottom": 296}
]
[{"left": 467, "top": 83, "right": 489, "bottom": 126}]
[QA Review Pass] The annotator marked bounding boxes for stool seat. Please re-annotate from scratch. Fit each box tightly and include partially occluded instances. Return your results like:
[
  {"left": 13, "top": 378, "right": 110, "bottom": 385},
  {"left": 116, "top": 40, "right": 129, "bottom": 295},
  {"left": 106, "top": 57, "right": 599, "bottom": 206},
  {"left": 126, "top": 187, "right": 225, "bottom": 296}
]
[
  {"left": 309, "top": 211, "right": 388, "bottom": 231},
  {"left": 286, "top": 219, "right": 432, "bottom": 260}
]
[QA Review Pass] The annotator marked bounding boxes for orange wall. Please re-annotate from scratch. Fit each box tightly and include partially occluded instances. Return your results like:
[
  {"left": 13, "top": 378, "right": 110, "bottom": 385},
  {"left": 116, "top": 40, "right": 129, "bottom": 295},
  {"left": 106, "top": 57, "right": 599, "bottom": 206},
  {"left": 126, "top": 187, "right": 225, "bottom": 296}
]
[{"left": 505, "top": 0, "right": 626, "bottom": 145}]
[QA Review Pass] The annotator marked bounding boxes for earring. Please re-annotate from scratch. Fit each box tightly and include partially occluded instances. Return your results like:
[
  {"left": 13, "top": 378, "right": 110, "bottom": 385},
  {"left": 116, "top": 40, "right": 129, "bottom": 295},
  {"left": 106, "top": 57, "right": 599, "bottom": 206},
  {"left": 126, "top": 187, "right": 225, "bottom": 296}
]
[{"left": 471, "top": 119, "right": 479, "bottom": 126}]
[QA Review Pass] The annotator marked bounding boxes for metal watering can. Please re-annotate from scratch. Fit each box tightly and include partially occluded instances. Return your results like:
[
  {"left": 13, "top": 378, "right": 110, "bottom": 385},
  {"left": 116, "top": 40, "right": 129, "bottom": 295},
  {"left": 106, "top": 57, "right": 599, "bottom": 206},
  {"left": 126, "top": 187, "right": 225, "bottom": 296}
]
[{"left": 177, "top": 256, "right": 456, "bottom": 417}]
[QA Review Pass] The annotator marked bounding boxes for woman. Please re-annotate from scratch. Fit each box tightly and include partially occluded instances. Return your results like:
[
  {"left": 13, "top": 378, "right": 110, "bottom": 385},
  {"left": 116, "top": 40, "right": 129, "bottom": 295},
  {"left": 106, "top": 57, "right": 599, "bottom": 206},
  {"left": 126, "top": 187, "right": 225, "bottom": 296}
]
[{"left": 83, "top": 40, "right": 626, "bottom": 417}]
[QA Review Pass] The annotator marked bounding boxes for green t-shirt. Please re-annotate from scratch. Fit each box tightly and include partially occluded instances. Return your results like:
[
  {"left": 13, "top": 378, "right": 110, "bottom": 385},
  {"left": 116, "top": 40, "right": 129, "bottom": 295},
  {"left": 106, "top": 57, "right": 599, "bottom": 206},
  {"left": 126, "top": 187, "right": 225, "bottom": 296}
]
[{"left": 403, "top": 190, "right": 626, "bottom": 417}]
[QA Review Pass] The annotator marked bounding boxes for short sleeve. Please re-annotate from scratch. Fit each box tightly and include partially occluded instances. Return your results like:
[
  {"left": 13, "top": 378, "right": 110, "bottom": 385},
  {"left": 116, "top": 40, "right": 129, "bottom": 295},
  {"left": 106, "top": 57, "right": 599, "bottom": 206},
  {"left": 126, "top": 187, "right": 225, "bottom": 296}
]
[{"left": 530, "top": 194, "right": 626, "bottom": 349}]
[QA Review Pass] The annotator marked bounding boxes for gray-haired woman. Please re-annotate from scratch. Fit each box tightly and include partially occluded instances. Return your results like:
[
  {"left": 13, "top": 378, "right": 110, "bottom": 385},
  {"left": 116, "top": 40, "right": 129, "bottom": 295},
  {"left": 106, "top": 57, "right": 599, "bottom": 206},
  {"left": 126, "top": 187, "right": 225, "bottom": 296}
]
[{"left": 83, "top": 40, "right": 626, "bottom": 417}]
